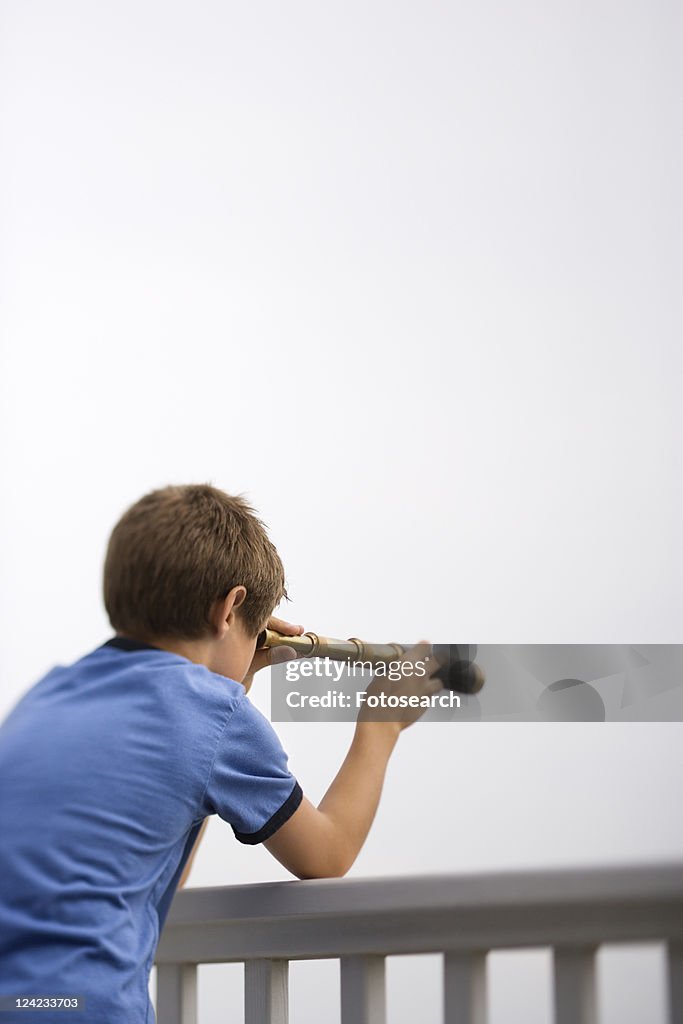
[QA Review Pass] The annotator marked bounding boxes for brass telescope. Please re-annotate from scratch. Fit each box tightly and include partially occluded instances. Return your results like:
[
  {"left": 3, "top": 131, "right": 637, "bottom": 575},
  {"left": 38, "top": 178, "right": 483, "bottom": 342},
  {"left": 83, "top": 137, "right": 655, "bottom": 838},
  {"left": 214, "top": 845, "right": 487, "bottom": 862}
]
[{"left": 256, "top": 629, "right": 485, "bottom": 695}]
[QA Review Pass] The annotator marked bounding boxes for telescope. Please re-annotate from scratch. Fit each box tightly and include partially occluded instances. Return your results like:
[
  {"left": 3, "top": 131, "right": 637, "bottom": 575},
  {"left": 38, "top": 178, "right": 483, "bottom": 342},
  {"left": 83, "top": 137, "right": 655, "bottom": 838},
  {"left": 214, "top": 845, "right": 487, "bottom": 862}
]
[{"left": 256, "top": 629, "right": 485, "bottom": 695}]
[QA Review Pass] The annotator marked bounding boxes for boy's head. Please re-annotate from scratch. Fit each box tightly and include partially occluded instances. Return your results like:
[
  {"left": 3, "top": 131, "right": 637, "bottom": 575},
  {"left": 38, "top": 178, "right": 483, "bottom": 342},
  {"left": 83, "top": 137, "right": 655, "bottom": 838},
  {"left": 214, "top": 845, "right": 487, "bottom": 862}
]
[{"left": 103, "top": 484, "right": 286, "bottom": 678}]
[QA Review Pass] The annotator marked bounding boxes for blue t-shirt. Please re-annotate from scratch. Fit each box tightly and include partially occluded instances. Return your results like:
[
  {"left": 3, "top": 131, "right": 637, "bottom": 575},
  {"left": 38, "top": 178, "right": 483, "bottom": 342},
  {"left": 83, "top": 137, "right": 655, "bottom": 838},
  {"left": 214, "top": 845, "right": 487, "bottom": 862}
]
[{"left": 0, "top": 637, "right": 303, "bottom": 1023}]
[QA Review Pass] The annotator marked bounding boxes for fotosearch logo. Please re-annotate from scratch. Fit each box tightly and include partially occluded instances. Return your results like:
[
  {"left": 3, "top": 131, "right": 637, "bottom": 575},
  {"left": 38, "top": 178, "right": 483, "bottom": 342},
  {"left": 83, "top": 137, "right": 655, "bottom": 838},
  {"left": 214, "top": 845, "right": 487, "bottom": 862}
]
[{"left": 284, "top": 689, "right": 461, "bottom": 710}]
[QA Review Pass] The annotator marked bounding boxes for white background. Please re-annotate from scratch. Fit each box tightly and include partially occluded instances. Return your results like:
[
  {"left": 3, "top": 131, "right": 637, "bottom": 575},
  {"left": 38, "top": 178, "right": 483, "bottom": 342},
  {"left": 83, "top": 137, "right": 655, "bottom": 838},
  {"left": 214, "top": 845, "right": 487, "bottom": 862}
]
[{"left": 1, "top": 2, "right": 681, "bottom": 1021}]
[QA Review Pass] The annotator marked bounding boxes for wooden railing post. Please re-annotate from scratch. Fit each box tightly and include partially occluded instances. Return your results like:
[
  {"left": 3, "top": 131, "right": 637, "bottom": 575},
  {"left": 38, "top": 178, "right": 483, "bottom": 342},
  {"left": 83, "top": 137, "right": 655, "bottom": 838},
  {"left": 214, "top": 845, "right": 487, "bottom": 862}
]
[
  {"left": 443, "top": 951, "right": 487, "bottom": 1024},
  {"left": 553, "top": 946, "right": 598, "bottom": 1024},
  {"left": 156, "top": 964, "right": 197, "bottom": 1024},
  {"left": 245, "top": 959, "right": 289, "bottom": 1024},
  {"left": 340, "top": 955, "right": 386, "bottom": 1024},
  {"left": 667, "top": 942, "right": 683, "bottom": 1024}
]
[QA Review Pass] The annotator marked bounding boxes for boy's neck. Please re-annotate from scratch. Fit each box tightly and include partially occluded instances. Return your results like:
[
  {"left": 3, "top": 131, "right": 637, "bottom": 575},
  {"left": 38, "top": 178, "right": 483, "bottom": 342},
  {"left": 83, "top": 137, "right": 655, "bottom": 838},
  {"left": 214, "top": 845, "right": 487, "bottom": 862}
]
[{"left": 117, "top": 632, "right": 218, "bottom": 671}]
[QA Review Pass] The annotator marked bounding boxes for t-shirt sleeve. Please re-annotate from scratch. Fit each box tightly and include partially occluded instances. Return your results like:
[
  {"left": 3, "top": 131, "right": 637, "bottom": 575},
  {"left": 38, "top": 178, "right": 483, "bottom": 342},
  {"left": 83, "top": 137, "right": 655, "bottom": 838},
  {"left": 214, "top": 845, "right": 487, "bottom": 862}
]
[{"left": 203, "top": 695, "right": 303, "bottom": 844}]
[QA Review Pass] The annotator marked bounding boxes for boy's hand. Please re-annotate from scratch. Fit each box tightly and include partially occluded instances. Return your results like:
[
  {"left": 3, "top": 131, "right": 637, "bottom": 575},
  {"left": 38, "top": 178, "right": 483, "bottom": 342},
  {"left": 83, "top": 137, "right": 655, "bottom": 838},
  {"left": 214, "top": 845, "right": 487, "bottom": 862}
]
[
  {"left": 359, "top": 641, "right": 442, "bottom": 733},
  {"left": 242, "top": 617, "right": 304, "bottom": 690}
]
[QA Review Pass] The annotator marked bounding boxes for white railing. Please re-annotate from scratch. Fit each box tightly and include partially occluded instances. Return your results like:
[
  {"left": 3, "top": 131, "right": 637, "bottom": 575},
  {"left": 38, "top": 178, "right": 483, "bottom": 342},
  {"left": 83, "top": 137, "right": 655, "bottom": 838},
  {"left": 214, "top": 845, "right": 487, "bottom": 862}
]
[{"left": 155, "top": 862, "right": 683, "bottom": 1024}]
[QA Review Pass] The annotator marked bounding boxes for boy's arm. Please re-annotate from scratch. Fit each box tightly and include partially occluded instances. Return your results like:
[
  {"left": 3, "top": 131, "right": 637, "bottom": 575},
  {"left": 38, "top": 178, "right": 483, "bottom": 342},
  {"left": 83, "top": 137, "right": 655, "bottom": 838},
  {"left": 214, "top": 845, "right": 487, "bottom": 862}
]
[
  {"left": 177, "top": 818, "right": 209, "bottom": 888},
  {"left": 264, "top": 720, "right": 399, "bottom": 878},
  {"left": 264, "top": 643, "right": 439, "bottom": 879}
]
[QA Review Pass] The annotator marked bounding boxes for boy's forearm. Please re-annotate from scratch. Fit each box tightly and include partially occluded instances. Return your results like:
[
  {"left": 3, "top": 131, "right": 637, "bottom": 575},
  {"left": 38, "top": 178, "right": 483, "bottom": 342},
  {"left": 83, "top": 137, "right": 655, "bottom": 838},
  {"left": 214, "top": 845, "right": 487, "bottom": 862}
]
[
  {"left": 317, "top": 721, "right": 400, "bottom": 873},
  {"left": 264, "top": 644, "right": 438, "bottom": 879}
]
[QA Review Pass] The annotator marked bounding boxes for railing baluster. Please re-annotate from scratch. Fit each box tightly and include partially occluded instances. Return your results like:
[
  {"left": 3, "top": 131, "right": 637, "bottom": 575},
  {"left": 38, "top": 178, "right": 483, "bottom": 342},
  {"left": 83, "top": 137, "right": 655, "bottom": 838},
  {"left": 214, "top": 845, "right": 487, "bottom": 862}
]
[
  {"left": 667, "top": 942, "right": 683, "bottom": 1024},
  {"left": 245, "top": 959, "right": 289, "bottom": 1024},
  {"left": 443, "top": 951, "right": 487, "bottom": 1024},
  {"left": 156, "top": 964, "right": 197, "bottom": 1024},
  {"left": 553, "top": 946, "right": 598, "bottom": 1024},
  {"left": 340, "top": 955, "right": 386, "bottom": 1024}
]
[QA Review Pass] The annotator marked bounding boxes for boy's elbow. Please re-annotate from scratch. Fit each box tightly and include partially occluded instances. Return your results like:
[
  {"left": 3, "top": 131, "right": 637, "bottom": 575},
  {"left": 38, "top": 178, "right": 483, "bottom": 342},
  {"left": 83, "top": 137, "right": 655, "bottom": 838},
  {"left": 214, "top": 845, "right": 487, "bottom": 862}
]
[
  {"left": 289, "top": 846, "right": 355, "bottom": 880},
  {"left": 264, "top": 802, "right": 357, "bottom": 880},
  {"left": 294, "top": 861, "right": 351, "bottom": 881}
]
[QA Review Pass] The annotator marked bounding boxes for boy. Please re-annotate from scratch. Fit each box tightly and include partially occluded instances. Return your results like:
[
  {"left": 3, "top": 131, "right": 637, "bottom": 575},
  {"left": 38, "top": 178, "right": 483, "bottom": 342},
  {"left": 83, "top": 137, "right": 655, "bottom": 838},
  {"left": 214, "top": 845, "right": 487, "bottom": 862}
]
[{"left": 0, "top": 484, "right": 441, "bottom": 1023}]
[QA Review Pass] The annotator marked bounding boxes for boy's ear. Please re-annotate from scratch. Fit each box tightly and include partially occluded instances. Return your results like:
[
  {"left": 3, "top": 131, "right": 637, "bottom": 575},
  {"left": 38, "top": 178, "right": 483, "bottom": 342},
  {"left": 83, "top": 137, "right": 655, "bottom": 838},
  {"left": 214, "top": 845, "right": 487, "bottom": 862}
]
[{"left": 211, "top": 586, "right": 247, "bottom": 637}]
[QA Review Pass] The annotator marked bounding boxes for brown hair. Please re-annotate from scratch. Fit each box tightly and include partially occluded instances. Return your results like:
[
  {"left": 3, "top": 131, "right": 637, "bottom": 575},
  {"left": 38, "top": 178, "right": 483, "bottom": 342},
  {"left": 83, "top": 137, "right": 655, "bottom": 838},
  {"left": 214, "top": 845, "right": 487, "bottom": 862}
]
[{"left": 103, "top": 484, "right": 286, "bottom": 640}]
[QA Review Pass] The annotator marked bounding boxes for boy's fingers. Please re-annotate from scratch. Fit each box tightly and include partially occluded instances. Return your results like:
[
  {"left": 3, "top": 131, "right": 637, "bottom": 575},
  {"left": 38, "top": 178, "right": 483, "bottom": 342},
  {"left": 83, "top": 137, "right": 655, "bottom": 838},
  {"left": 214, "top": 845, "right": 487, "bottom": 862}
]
[
  {"left": 404, "top": 640, "right": 432, "bottom": 660},
  {"left": 267, "top": 616, "right": 305, "bottom": 637},
  {"left": 267, "top": 645, "right": 297, "bottom": 666},
  {"left": 409, "top": 641, "right": 447, "bottom": 689},
  {"left": 245, "top": 645, "right": 298, "bottom": 683},
  {"left": 424, "top": 676, "right": 443, "bottom": 694},
  {"left": 402, "top": 640, "right": 437, "bottom": 677}
]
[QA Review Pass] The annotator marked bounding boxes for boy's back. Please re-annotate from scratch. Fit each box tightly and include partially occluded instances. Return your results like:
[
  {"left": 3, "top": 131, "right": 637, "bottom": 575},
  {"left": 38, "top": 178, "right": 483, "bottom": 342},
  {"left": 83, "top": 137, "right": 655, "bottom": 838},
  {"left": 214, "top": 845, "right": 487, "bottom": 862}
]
[
  {"left": 0, "top": 636, "right": 300, "bottom": 1024},
  {"left": 0, "top": 484, "right": 441, "bottom": 1023}
]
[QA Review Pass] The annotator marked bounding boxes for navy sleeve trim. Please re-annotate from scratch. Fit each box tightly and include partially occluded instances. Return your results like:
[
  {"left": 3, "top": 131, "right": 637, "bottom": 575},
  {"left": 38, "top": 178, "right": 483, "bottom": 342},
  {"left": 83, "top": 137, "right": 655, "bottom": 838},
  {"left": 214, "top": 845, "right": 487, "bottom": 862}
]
[{"left": 232, "top": 781, "right": 304, "bottom": 845}]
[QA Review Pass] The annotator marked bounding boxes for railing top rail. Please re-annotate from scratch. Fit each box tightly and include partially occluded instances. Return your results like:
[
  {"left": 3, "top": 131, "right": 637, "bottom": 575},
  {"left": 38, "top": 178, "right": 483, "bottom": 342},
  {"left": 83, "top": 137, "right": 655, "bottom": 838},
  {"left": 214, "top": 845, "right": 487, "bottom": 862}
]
[
  {"left": 156, "top": 862, "right": 683, "bottom": 964},
  {"left": 165, "top": 861, "right": 683, "bottom": 927}
]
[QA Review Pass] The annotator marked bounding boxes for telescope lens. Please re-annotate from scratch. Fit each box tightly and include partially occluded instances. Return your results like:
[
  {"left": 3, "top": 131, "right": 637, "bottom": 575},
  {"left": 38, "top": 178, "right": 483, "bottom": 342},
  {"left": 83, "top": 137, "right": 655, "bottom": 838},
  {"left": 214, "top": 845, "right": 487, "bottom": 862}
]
[{"left": 432, "top": 644, "right": 484, "bottom": 695}]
